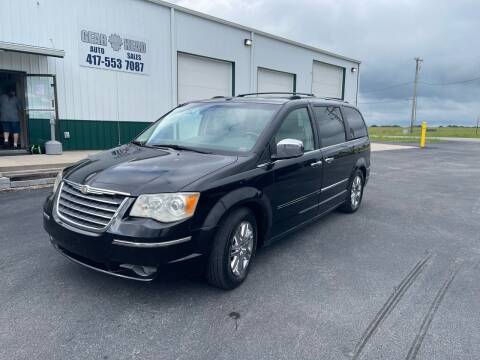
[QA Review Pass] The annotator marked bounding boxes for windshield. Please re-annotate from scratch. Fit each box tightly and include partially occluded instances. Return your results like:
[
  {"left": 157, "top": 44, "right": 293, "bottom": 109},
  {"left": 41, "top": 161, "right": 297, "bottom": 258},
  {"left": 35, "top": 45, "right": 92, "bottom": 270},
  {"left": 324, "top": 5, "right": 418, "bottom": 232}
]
[{"left": 135, "top": 102, "right": 280, "bottom": 153}]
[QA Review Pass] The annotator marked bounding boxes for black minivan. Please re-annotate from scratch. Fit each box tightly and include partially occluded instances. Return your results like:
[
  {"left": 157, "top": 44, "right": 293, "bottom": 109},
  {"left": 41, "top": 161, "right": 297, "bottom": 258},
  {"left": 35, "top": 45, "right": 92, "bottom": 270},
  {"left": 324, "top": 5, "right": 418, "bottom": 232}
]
[{"left": 43, "top": 93, "right": 370, "bottom": 289}]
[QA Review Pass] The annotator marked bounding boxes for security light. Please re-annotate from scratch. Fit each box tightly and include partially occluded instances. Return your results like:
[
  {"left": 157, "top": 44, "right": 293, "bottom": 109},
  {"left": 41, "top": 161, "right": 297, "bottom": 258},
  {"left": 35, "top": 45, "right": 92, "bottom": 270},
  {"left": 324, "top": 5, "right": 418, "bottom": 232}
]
[
  {"left": 351, "top": 67, "right": 357, "bottom": 73},
  {"left": 244, "top": 39, "right": 253, "bottom": 46}
]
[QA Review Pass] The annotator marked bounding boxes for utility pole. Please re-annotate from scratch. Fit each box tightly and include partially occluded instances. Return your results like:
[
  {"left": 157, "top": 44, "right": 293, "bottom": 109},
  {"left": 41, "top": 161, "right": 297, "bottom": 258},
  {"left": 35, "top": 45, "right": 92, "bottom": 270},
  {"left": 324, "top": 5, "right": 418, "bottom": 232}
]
[
  {"left": 410, "top": 57, "right": 423, "bottom": 133},
  {"left": 476, "top": 116, "right": 479, "bottom": 136}
]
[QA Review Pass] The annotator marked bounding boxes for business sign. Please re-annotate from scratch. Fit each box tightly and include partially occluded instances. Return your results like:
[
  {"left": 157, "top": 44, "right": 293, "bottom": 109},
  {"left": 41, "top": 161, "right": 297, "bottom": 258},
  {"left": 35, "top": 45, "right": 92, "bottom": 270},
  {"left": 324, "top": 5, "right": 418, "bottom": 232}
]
[{"left": 79, "top": 29, "right": 148, "bottom": 75}]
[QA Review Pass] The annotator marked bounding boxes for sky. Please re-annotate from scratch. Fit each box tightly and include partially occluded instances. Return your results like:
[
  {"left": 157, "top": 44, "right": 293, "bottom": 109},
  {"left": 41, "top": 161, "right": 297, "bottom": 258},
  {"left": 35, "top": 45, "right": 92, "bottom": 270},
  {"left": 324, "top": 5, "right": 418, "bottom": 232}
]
[{"left": 169, "top": 0, "right": 480, "bottom": 126}]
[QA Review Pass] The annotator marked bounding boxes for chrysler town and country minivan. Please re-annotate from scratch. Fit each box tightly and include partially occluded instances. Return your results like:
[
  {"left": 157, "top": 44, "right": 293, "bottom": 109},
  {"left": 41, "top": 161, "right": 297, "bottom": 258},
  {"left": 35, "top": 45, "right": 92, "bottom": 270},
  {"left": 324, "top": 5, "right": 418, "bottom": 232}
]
[{"left": 43, "top": 93, "right": 370, "bottom": 289}]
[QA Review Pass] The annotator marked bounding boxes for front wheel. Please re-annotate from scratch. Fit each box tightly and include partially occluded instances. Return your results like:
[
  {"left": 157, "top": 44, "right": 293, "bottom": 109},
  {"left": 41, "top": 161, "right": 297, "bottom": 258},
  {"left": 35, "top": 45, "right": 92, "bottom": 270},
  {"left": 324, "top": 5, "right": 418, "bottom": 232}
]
[
  {"left": 339, "top": 170, "right": 364, "bottom": 213},
  {"left": 206, "top": 208, "right": 257, "bottom": 290}
]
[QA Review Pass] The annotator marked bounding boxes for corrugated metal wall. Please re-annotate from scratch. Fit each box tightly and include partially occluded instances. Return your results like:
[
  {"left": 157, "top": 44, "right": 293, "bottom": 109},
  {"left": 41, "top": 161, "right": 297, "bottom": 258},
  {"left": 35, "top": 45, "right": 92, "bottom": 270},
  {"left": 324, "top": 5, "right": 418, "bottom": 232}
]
[
  {"left": 0, "top": 0, "right": 359, "bottom": 149},
  {"left": 0, "top": 0, "right": 172, "bottom": 123}
]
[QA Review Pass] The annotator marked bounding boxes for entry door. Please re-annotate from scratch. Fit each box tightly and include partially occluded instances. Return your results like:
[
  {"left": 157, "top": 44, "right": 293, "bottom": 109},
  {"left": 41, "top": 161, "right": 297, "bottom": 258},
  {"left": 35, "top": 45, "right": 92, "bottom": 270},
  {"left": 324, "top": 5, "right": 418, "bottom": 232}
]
[
  {"left": 25, "top": 75, "right": 57, "bottom": 143},
  {"left": 267, "top": 107, "right": 323, "bottom": 237}
]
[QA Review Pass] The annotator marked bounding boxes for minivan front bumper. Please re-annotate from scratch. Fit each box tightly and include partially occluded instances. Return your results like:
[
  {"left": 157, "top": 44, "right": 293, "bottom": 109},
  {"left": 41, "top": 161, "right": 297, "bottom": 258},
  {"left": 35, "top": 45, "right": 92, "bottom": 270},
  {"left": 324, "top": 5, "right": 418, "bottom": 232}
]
[{"left": 43, "top": 192, "right": 215, "bottom": 281}]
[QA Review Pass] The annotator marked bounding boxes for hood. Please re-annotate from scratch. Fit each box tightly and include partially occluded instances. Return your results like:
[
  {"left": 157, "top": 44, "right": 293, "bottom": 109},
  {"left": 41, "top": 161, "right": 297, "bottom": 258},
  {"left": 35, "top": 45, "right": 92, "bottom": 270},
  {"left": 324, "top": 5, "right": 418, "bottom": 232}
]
[{"left": 64, "top": 144, "right": 237, "bottom": 195}]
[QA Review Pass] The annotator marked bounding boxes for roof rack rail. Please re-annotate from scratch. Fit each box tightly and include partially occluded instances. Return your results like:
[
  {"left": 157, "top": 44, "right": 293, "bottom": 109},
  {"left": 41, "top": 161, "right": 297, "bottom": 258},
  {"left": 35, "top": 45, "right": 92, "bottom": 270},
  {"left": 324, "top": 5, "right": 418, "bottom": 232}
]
[
  {"left": 237, "top": 92, "right": 315, "bottom": 98},
  {"left": 319, "top": 97, "right": 349, "bottom": 103}
]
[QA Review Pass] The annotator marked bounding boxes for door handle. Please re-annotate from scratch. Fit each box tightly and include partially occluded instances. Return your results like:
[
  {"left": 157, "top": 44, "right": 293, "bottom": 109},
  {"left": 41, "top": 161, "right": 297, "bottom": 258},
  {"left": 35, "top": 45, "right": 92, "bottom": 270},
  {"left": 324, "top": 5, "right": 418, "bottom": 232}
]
[
  {"left": 325, "top": 157, "right": 335, "bottom": 164},
  {"left": 310, "top": 160, "right": 322, "bottom": 167}
]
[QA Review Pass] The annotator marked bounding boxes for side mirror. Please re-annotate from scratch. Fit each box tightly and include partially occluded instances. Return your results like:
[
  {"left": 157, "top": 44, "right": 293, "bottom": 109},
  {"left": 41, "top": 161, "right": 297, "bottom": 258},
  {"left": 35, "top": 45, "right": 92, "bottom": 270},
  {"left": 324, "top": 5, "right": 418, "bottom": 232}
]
[{"left": 274, "top": 139, "right": 304, "bottom": 160}]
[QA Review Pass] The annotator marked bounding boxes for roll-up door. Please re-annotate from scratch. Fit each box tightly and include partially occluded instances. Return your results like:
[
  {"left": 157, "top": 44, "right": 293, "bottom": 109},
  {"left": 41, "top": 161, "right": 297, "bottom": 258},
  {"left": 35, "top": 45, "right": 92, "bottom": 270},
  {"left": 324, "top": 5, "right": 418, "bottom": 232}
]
[
  {"left": 257, "top": 67, "right": 295, "bottom": 93},
  {"left": 177, "top": 53, "right": 233, "bottom": 103},
  {"left": 312, "top": 61, "right": 344, "bottom": 99}
]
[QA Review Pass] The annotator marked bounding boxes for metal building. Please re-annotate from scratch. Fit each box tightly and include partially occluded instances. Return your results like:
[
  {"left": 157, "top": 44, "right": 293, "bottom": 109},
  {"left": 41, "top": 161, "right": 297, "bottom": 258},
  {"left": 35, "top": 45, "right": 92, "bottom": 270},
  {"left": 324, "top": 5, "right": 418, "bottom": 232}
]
[{"left": 0, "top": 0, "right": 360, "bottom": 151}]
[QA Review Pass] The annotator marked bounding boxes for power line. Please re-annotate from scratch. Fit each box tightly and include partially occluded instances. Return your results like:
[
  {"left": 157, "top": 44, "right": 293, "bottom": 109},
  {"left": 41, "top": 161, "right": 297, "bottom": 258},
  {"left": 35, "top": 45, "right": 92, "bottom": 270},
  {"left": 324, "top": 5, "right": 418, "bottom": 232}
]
[
  {"left": 420, "top": 75, "right": 480, "bottom": 86},
  {"left": 360, "top": 73, "right": 480, "bottom": 93}
]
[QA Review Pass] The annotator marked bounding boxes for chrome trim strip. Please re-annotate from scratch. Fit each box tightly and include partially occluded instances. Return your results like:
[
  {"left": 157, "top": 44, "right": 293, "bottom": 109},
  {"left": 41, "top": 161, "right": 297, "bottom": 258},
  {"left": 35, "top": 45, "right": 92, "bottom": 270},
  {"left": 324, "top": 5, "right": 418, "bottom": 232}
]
[
  {"left": 299, "top": 190, "right": 347, "bottom": 214},
  {"left": 321, "top": 178, "right": 349, "bottom": 192},
  {"left": 256, "top": 162, "right": 271, "bottom": 168},
  {"left": 51, "top": 243, "right": 154, "bottom": 282},
  {"left": 168, "top": 253, "right": 203, "bottom": 264},
  {"left": 273, "top": 202, "right": 343, "bottom": 241},
  {"left": 257, "top": 137, "right": 367, "bottom": 168},
  {"left": 64, "top": 179, "right": 131, "bottom": 196},
  {"left": 277, "top": 189, "right": 321, "bottom": 210},
  {"left": 43, "top": 212, "right": 50, "bottom": 220},
  {"left": 112, "top": 236, "right": 192, "bottom": 248},
  {"left": 304, "top": 148, "right": 323, "bottom": 155},
  {"left": 320, "top": 137, "right": 367, "bottom": 151}
]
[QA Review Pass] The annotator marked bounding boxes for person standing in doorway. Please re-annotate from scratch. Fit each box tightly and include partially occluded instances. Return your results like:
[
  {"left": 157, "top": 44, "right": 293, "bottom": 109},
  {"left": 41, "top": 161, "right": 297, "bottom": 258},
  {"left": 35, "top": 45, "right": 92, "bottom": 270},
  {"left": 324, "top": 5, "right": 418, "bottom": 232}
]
[{"left": 0, "top": 87, "right": 22, "bottom": 149}]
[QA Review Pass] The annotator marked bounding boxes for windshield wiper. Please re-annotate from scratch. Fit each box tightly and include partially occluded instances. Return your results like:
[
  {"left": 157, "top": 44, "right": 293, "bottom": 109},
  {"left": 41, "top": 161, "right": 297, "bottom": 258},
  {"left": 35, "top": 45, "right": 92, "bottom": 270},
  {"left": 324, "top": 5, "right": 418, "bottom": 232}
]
[
  {"left": 149, "top": 144, "right": 211, "bottom": 154},
  {"left": 131, "top": 140, "right": 146, "bottom": 147}
]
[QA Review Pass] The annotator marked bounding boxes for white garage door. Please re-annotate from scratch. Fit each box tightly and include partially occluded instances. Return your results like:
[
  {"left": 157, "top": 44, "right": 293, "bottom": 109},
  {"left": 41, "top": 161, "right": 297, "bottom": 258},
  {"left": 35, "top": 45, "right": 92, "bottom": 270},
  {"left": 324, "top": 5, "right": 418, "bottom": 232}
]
[
  {"left": 312, "top": 61, "right": 344, "bottom": 99},
  {"left": 177, "top": 53, "right": 233, "bottom": 104},
  {"left": 257, "top": 68, "right": 295, "bottom": 93}
]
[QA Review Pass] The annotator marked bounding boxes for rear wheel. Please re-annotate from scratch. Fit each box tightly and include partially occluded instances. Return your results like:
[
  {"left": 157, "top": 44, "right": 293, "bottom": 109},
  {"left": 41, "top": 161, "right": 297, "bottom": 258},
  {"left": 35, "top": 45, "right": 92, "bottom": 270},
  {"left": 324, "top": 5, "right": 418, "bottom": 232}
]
[
  {"left": 206, "top": 208, "right": 257, "bottom": 289},
  {"left": 339, "top": 169, "right": 364, "bottom": 213}
]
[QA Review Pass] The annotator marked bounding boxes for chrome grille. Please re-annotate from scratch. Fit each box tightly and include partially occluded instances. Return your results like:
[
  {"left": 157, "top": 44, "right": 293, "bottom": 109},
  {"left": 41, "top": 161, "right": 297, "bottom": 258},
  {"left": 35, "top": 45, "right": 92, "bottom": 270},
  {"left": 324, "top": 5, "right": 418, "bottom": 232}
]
[{"left": 56, "top": 180, "right": 128, "bottom": 231}]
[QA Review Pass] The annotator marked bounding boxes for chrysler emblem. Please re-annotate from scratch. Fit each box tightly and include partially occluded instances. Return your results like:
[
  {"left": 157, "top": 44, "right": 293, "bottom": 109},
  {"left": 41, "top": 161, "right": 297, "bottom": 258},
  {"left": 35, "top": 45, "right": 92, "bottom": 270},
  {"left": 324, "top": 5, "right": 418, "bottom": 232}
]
[{"left": 80, "top": 185, "right": 90, "bottom": 194}]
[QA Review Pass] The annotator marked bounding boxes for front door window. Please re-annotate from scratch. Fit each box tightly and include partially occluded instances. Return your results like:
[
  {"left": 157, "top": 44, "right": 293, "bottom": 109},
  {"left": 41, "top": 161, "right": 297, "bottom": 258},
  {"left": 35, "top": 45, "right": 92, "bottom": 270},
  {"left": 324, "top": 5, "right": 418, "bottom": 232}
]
[{"left": 274, "top": 108, "right": 314, "bottom": 151}]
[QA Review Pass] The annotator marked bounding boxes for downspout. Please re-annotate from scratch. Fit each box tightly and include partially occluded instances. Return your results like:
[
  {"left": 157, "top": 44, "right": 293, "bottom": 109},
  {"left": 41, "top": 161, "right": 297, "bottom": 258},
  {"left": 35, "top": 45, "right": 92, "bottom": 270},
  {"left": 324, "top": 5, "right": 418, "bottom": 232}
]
[
  {"left": 355, "top": 62, "right": 360, "bottom": 106},
  {"left": 170, "top": 7, "right": 177, "bottom": 106},
  {"left": 250, "top": 31, "right": 255, "bottom": 92}
]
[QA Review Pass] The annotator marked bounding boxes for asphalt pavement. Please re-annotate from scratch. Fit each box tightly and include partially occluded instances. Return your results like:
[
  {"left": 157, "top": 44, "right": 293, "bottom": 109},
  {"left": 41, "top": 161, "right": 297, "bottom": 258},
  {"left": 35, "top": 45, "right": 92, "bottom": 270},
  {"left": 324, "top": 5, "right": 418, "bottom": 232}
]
[{"left": 1, "top": 141, "right": 480, "bottom": 360}]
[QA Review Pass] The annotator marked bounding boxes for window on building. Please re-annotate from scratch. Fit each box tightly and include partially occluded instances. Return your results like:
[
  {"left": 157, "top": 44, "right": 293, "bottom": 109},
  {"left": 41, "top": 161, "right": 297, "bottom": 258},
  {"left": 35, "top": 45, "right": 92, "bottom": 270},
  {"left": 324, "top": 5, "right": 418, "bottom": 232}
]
[
  {"left": 342, "top": 107, "right": 368, "bottom": 139},
  {"left": 274, "top": 108, "right": 314, "bottom": 151},
  {"left": 313, "top": 106, "right": 346, "bottom": 147}
]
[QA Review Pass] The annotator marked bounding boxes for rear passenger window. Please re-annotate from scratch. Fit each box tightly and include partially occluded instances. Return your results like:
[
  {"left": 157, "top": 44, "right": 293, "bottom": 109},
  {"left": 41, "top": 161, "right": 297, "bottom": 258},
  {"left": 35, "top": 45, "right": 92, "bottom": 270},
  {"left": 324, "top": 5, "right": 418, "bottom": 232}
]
[
  {"left": 313, "top": 106, "right": 346, "bottom": 147},
  {"left": 274, "top": 108, "right": 314, "bottom": 151},
  {"left": 342, "top": 107, "right": 368, "bottom": 139}
]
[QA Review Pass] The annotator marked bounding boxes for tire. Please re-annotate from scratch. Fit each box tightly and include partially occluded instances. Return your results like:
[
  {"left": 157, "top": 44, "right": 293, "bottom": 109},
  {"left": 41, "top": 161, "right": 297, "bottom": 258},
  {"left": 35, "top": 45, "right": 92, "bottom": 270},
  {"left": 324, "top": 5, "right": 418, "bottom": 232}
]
[
  {"left": 339, "top": 169, "right": 365, "bottom": 213},
  {"left": 206, "top": 207, "right": 257, "bottom": 290}
]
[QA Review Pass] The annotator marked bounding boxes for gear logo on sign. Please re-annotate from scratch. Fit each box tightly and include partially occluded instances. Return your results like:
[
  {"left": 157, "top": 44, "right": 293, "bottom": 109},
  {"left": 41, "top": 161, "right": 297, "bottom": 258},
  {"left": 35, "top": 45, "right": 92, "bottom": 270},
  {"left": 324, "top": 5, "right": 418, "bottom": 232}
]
[{"left": 108, "top": 33, "right": 123, "bottom": 51}]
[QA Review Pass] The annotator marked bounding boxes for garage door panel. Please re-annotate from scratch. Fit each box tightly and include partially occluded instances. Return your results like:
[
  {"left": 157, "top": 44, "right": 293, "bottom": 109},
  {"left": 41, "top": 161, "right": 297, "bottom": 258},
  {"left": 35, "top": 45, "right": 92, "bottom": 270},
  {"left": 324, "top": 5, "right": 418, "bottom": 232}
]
[
  {"left": 257, "top": 68, "right": 295, "bottom": 93},
  {"left": 312, "top": 62, "right": 344, "bottom": 99},
  {"left": 178, "top": 53, "right": 232, "bottom": 103}
]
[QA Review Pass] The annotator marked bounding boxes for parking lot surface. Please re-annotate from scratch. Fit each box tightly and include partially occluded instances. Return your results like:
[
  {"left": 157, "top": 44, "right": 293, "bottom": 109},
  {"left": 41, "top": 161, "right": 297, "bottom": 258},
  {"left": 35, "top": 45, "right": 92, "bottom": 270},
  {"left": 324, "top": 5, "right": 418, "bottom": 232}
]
[{"left": 2, "top": 141, "right": 480, "bottom": 360}]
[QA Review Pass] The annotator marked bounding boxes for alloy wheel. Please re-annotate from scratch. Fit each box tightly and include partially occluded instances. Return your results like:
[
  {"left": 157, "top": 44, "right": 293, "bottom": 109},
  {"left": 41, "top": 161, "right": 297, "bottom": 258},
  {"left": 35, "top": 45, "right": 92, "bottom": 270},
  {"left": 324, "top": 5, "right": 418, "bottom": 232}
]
[
  {"left": 229, "top": 221, "right": 254, "bottom": 277},
  {"left": 351, "top": 175, "right": 363, "bottom": 208}
]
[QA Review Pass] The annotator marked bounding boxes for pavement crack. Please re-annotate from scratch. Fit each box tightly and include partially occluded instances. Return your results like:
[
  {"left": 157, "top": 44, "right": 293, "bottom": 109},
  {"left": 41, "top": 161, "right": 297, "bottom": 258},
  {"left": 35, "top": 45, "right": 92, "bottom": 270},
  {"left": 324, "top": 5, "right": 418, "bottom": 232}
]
[
  {"left": 405, "top": 263, "right": 462, "bottom": 360},
  {"left": 351, "top": 252, "right": 432, "bottom": 360}
]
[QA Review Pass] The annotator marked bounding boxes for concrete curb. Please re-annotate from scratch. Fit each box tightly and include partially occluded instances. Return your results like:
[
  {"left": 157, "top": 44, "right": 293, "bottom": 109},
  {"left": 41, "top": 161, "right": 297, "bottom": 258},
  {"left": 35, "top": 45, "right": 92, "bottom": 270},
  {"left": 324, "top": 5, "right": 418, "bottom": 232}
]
[{"left": 0, "top": 177, "right": 10, "bottom": 190}]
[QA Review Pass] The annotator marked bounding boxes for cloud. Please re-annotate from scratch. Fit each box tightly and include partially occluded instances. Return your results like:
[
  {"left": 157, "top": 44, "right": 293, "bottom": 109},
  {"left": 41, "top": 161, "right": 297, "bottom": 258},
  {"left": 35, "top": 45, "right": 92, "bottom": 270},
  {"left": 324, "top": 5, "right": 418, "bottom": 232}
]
[{"left": 170, "top": 0, "right": 480, "bottom": 125}]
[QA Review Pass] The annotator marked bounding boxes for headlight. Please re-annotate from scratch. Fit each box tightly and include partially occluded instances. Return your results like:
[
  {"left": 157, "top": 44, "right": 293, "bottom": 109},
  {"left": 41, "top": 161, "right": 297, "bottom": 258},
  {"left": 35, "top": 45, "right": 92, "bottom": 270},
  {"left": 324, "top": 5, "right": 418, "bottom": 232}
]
[
  {"left": 130, "top": 193, "right": 200, "bottom": 223},
  {"left": 52, "top": 170, "right": 63, "bottom": 193}
]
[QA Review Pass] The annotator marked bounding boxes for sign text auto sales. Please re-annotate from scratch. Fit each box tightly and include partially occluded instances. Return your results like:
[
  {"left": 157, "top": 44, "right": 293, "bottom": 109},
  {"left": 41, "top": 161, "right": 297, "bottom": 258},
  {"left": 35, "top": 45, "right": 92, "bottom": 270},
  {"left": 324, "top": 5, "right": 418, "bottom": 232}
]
[{"left": 79, "top": 29, "right": 149, "bottom": 75}]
